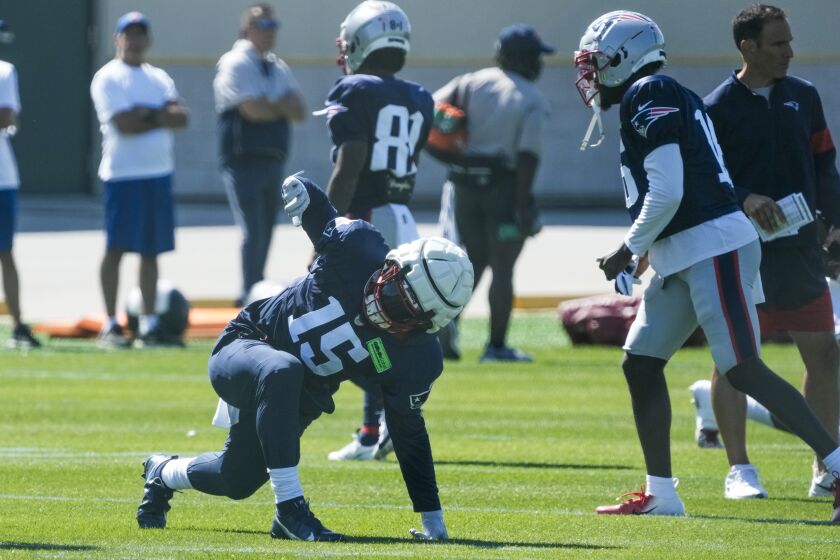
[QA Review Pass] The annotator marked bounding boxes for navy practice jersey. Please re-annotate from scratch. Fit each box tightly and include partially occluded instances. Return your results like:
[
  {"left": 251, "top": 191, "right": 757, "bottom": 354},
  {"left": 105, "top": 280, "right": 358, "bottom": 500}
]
[
  {"left": 619, "top": 75, "right": 741, "bottom": 240},
  {"left": 218, "top": 180, "right": 442, "bottom": 511},
  {"left": 705, "top": 73, "right": 840, "bottom": 247},
  {"left": 323, "top": 74, "right": 433, "bottom": 214}
]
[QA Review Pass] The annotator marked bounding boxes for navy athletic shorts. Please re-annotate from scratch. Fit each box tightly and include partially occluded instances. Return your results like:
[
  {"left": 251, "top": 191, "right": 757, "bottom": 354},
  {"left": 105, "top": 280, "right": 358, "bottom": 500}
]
[
  {"left": 104, "top": 175, "right": 175, "bottom": 257},
  {"left": 0, "top": 189, "right": 16, "bottom": 252}
]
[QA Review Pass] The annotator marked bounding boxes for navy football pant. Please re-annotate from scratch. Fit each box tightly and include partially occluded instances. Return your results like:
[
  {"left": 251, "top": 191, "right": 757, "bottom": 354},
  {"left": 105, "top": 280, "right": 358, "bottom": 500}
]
[{"left": 187, "top": 338, "right": 303, "bottom": 500}]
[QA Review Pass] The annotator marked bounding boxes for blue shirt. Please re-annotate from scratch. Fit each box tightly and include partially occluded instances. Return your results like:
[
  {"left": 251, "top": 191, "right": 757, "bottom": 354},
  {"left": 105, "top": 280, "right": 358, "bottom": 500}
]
[
  {"left": 218, "top": 181, "right": 442, "bottom": 512},
  {"left": 620, "top": 75, "right": 741, "bottom": 241},
  {"left": 323, "top": 74, "right": 433, "bottom": 214},
  {"left": 705, "top": 72, "right": 840, "bottom": 247}
]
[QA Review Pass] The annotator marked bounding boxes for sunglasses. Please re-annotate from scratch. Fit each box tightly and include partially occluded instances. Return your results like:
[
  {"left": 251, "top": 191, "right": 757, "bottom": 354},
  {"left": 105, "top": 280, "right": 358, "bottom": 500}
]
[{"left": 255, "top": 18, "right": 279, "bottom": 30}]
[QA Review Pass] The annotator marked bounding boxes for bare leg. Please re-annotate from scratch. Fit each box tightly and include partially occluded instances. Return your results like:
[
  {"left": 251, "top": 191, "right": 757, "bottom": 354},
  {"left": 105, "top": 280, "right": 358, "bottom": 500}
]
[
  {"left": 792, "top": 330, "right": 840, "bottom": 471},
  {"left": 0, "top": 251, "right": 21, "bottom": 325},
  {"left": 711, "top": 368, "right": 750, "bottom": 466},
  {"left": 100, "top": 249, "right": 124, "bottom": 316},
  {"left": 139, "top": 256, "right": 158, "bottom": 315}
]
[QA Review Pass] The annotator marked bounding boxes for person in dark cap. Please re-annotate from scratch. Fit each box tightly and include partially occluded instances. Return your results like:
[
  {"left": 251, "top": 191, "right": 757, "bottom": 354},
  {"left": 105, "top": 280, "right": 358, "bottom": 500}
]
[{"left": 430, "top": 24, "right": 553, "bottom": 362}]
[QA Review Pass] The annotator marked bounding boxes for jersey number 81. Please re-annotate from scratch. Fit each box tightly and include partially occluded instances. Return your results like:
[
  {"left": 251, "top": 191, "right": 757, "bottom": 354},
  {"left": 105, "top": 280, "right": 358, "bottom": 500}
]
[{"left": 371, "top": 104, "right": 424, "bottom": 178}]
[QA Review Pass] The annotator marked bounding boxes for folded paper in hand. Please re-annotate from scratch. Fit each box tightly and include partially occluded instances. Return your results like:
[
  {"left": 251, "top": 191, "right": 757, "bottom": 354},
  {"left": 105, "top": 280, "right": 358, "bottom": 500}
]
[{"left": 749, "top": 192, "right": 813, "bottom": 242}]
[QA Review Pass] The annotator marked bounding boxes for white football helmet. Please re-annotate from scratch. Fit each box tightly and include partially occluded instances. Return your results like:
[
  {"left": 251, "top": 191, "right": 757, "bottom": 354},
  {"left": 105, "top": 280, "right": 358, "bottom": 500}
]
[
  {"left": 363, "top": 237, "right": 473, "bottom": 334},
  {"left": 337, "top": 1, "right": 410, "bottom": 74},
  {"left": 573, "top": 11, "right": 666, "bottom": 150},
  {"left": 574, "top": 11, "right": 666, "bottom": 107}
]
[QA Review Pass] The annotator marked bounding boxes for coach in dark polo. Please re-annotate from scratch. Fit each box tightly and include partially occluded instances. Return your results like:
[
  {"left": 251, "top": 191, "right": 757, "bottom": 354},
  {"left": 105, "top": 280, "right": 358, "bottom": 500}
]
[{"left": 214, "top": 3, "right": 305, "bottom": 306}]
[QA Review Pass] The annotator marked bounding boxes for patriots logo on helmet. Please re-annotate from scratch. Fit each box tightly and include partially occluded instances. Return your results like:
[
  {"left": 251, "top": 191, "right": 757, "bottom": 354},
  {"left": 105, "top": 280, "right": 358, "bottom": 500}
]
[{"left": 631, "top": 101, "right": 679, "bottom": 138}]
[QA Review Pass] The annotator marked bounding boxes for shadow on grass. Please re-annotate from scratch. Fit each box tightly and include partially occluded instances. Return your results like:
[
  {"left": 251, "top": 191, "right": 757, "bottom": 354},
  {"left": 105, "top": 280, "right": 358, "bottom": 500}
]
[
  {"left": 436, "top": 459, "right": 633, "bottom": 471},
  {"left": 347, "top": 535, "right": 616, "bottom": 549},
  {"left": 691, "top": 513, "right": 836, "bottom": 527},
  {"left": 0, "top": 542, "right": 98, "bottom": 552},
  {"left": 768, "top": 496, "right": 832, "bottom": 505},
  {"left": 210, "top": 530, "right": 615, "bottom": 550}
]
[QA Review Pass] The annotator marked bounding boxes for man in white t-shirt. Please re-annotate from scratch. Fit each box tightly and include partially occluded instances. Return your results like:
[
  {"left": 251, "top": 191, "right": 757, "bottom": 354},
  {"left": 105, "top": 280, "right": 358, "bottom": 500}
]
[
  {"left": 0, "top": 20, "right": 40, "bottom": 349},
  {"left": 90, "top": 12, "right": 189, "bottom": 348},
  {"left": 214, "top": 3, "right": 305, "bottom": 306}
]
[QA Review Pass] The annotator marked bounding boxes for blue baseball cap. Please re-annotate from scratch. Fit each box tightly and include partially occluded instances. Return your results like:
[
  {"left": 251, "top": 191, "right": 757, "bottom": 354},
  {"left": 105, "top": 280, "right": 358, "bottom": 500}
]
[
  {"left": 115, "top": 11, "right": 150, "bottom": 34},
  {"left": 497, "top": 24, "right": 555, "bottom": 56}
]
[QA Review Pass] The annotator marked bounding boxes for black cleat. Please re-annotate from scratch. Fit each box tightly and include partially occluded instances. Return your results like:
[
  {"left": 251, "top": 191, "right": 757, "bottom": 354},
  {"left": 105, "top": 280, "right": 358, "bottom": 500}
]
[
  {"left": 696, "top": 428, "right": 724, "bottom": 449},
  {"left": 137, "top": 454, "right": 176, "bottom": 529},
  {"left": 134, "top": 327, "right": 185, "bottom": 349},
  {"left": 7, "top": 323, "right": 42, "bottom": 349},
  {"left": 271, "top": 497, "right": 344, "bottom": 542}
]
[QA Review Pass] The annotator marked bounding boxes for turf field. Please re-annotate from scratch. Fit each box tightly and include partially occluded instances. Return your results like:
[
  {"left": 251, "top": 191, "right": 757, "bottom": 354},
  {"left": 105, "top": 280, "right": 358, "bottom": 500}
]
[{"left": 2, "top": 314, "right": 839, "bottom": 559}]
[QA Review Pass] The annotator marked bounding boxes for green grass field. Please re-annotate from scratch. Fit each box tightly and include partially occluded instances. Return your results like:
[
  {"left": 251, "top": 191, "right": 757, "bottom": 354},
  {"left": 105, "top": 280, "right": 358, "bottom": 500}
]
[{"left": 2, "top": 314, "right": 839, "bottom": 559}]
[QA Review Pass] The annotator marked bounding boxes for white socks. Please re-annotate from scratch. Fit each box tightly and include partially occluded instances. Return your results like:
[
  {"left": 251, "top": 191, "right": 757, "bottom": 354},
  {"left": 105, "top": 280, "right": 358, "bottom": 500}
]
[
  {"left": 645, "top": 475, "right": 678, "bottom": 499},
  {"left": 270, "top": 466, "right": 303, "bottom": 504},
  {"left": 161, "top": 457, "right": 194, "bottom": 490},
  {"left": 823, "top": 447, "right": 840, "bottom": 476},
  {"left": 139, "top": 314, "right": 160, "bottom": 336}
]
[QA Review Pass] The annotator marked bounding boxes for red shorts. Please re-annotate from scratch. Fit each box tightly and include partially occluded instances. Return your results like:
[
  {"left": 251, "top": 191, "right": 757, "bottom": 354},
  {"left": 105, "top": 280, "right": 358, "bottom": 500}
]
[{"left": 758, "top": 287, "right": 834, "bottom": 333}]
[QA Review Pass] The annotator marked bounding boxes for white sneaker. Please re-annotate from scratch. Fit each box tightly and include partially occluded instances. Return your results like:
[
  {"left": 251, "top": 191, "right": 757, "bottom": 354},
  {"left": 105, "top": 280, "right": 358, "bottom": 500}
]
[
  {"left": 689, "top": 380, "right": 723, "bottom": 449},
  {"left": 327, "top": 434, "right": 376, "bottom": 461},
  {"left": 725, "top": 464, "right": 768, "bottom": 499},
  {"left": 809, "top": 470, "right": 835, "bottom": 497},
  {"left": 596, "top": 488, "right": 685, "bottom": 516}
]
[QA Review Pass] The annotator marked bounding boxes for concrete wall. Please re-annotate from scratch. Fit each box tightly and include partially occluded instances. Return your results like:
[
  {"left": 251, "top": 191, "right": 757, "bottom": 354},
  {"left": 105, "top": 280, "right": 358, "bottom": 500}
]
[{"left": 91, "top": 0, "right": 840, "bottom": 206}]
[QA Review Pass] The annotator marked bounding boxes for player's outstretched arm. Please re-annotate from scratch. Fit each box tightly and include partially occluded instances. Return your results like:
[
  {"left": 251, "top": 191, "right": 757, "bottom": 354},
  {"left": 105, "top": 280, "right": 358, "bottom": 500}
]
[
  {"left": 281, "top": 175, "right": 338, "bottom": 244},
  {"left": 382, "top": 396, "right": 447, "bottom": 539}
]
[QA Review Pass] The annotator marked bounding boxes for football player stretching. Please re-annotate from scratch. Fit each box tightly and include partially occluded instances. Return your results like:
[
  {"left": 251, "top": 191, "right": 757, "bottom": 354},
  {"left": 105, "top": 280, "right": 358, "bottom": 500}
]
[{"left": 136, "top": 175, "right": 472, "bottom": 541}]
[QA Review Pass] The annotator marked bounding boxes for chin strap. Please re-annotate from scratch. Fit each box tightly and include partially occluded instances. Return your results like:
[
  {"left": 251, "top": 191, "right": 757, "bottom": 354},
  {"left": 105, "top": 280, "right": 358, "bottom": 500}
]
[{"left": 580, "top": 104, "right": 605, "bottom": 151}]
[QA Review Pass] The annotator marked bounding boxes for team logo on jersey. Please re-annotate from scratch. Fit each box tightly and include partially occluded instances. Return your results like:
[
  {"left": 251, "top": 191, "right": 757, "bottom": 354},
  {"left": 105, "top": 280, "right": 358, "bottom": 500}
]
[
  {"left": 631, "top": 101, "right": 679, "bottom": 138},
  {"left": 784, "top": 101, "right": 799, "bottom": 111},
  {"left": 409, "top": 390, "right": 431, "bottom": 410}
]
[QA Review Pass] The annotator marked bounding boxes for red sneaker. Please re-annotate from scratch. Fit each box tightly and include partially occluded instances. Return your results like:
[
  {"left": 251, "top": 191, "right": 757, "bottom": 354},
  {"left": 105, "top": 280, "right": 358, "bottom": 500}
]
[{"left": 596, "top": 486, "right": 685, "bottom": 516}]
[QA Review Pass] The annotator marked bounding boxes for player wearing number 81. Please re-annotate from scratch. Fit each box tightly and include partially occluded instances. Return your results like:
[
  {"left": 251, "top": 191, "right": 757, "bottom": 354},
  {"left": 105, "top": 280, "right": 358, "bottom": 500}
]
[
  {"left": 575, "top": 10, "right": 840, "bottom": 520},
  {"left": 135, "top": 175, "right": 473, "bottom": 541},
  {"left": 317, "top": 1, "right": 433, "bottom": 463}
]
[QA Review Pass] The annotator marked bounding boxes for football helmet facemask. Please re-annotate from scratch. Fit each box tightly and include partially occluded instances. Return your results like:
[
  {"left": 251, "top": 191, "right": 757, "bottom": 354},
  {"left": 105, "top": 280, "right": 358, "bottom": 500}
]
[
  {"left": 573, "top": 11, "right": 666, "bottom": 150},
  {"left": 363, "top": 237, "right": 473, "bottom": 334},
  {"left": 336, "top": 1, "right": 410, "bottom": 75}
]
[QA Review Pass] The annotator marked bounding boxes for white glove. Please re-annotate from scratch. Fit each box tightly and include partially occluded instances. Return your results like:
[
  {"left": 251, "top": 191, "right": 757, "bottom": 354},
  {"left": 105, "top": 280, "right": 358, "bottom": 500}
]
[
  {"left": 281, "top": 174, "right": 309, "bottom": 227},
  {"left": 614, "top": 256, "right": 641, "bottom": 296},
  {"left": 409, "top": 510, "right": 448, "bottom": 541}
]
